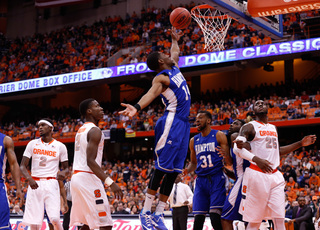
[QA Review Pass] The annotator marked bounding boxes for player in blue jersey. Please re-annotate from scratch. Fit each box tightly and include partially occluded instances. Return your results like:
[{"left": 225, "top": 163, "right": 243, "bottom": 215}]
[
  {"left": 0, "top": 133, "right": 23, "bottom": 230},
  {"left": 183, "top": 111, "right": 230, "bottom": 230},
  {"left": 119, "top": 27, "right": 191, "bottom": 230},
  {"left": 220, "top": 119, "right": 248, "bottom": 230}
]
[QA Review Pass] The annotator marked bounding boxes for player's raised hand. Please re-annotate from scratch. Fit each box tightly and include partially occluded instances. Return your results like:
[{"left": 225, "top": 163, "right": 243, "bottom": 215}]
[
  {"left": 252, "top": 156, "right": 273, "bottom": 173},
  {"left": 301, "top": 135, "right": 317, "bottom": 146},
  {"left": 169, "top": 27, "right": 184, "bottom": 41},
  {"left": 119, "top": 103, "right": 137, "bottom": 117},
  {"left": 110, "top": 182, "right": 123, "bottom": 200}
]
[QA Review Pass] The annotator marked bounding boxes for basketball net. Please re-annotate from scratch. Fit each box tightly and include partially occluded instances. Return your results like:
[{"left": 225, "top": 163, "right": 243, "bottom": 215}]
[{"left": 191, "top": 4, "right": 232, "bottom": 52}]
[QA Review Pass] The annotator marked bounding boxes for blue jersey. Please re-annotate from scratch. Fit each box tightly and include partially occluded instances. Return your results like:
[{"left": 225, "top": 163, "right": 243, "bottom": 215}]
[
  {"left": 231, "top": 147, "right": 250, "bottom": 180},
  {"left": 158, "top": 66, "right": 191, "bottom": 119},
  {"left": 0, "top": 132, "right": 11, "bottom": 230},
  {"left": 0, "top": 133, "right": 6, "bottom": 183},
  {"left": 194, "top": 130, "right": 223, "bottom": 176}
]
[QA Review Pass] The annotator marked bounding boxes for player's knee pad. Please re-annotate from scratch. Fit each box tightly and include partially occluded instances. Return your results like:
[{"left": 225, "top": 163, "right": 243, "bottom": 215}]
[
  {"left": 148, "top": 169, "right": 166, "bottom": 191},
  {"left": 209, "top": 213, "right": 222, "bottom": 230},
  {"left": 159, "top": 172, "right": 179, "bottom": 196}
]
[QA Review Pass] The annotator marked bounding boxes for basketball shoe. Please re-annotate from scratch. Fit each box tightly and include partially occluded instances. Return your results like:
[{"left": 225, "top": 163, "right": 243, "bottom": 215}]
[
  {"left": 139, "top": 209, "right": 154, "bottom": 230},
  {"left": 151, "top": 213, "right": 168, "bottom": 230}
]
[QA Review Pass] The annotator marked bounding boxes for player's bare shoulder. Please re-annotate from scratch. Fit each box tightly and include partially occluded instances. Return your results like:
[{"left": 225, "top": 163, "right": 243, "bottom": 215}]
[{"left": 152, "top": 73, "right": 170, "bottom": 88}]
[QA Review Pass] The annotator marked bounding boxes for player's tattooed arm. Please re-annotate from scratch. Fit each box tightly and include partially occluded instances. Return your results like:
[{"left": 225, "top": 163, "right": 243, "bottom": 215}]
[{"left": 234, "top": 123, "right": 255, "bottom": 149}]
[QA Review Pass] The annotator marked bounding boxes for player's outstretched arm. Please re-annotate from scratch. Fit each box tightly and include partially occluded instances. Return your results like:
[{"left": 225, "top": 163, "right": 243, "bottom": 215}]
[
  {"left": 5, "top": 136, "right": 23, "bottom": 204},
  {"left": 119, "top": 75, "right": 168, "bottom": 117},
  {"left": 169, "top": 27, "right": 183, "bottom": 65},
  {"left": 279, "top": 135, "right": 317, "bottom": 156},
  {"left": 183, "top": 137, "right": 197, "bottom": 175},
  {"left": 87, "top": 127, "right": 123, "bottom": 200}
]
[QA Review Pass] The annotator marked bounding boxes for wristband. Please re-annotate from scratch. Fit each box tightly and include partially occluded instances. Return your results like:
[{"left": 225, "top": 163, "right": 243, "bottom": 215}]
[
  {"left": 133, "top": 104, "right": 141, "bottom": 111},
  {"left": 104, "top": 177, "right": 114, "bottom": 186},
  {"left": 233, "top": 144, "right": 254, "bottom": 162},
  {"left": 235, "top": 136, "right": 247, "bottom": 143}
]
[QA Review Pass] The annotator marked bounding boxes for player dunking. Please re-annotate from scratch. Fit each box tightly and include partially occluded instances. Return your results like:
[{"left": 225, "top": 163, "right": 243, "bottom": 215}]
[
  {"left": 70, "top": 98, "right": 123, "bottom": 230},
  {"left": 234, "top": 100, "right": 316, "bottom": 230},
  {"left": 20, "top": 118, "right": 69, "bottom": 230},
  {"left": 120, "top": 27, "right": 191, "bottom": 230},
  {"left": 183, "top": 111, "right": 230, "bottom": 230},
  {"left": 0, "top": 132, "right": 23, "bottom": 230}
]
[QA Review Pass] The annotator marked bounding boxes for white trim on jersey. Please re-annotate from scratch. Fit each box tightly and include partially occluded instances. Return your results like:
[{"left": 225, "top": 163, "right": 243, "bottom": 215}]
[
  {"left": 1, "top": 154, "right": 6, "bottom": 181},
  {"left": 161, "top": 88, "right": 177, "bottom": 113},
  {"left": 154, "top": 112, "right": 175, "bottom": 172}
]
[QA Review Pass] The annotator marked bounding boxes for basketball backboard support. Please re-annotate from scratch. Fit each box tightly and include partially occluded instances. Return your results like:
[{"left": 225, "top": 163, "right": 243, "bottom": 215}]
[{"left": 203, "top": 0, "right": 283, "bottom": 39}]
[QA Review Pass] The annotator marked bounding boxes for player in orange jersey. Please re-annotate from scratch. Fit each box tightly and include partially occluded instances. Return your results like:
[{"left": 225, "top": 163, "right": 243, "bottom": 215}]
[
  {"left": 234, "top": 100, "right": 316, "bottom": 230},
  {"left": 70, "top": 99, "right": 123, "bottom": 230},
  {"left": 20, "top": 118, "right": 69, "bottom": 230}
]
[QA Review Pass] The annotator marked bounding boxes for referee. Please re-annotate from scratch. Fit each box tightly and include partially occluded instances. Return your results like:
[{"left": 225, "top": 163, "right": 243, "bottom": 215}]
[{"left": 168, "top": 174, "right": 193, "bottom": 230}]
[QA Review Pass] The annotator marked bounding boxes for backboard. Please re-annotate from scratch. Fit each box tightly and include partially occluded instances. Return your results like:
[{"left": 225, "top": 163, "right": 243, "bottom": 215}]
[{"left": 203, "top": 0, "right": 283, "bottom": 39}]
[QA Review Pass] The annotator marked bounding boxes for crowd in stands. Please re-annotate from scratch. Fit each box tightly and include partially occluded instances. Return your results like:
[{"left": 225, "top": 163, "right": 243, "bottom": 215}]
[
  {"left": 0, "top": 2, "right": 319, "bottom": 83},
  {"left": 1, "top": 78, "right": 320, "bottom": 142}
]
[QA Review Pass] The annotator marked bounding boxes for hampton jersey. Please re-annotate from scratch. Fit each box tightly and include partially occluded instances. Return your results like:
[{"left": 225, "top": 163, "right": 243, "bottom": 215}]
[
  {"left": 249, "top": 120, "right": 280, "bottom": 170},
  {"left": 158, "top": 66, "right": 191, "bottom": 119},
  {"left": 194, "top": 130, "right": 223, "bottom": 176},
  {"left": 0, "top": 133, "right": 6, "bottom": 183},
  {"left": 231, "top": 147, "right": 250, "bottom": 180},
  {"left": 73, "top": 122, "right": 104, "bottom": 172},
  {"left": 23, "top": 138, "right": 68, "bottom": 177}
]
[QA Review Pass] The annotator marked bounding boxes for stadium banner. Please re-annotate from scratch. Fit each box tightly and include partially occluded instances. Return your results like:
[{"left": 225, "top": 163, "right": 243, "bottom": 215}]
[
  {"left": 10, "top": 217, "right": 218, "bottom": 230},
  {"left": 1, "top": 38, "right": 320, "bottom": 95}
]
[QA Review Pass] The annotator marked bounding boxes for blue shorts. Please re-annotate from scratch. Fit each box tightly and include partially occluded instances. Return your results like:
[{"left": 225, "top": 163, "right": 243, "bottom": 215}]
[
  {"left": 154, "top": 112, "right": 190, "bottom": 173},
  {"left": 193, "top": 171, "right": 226, "bottom": 214},
  {"left": 221, "top": 177, "right": 243, "bottom": 221},
  {"left": 0, "top": 182, "right": 11, "bottom": 230}
]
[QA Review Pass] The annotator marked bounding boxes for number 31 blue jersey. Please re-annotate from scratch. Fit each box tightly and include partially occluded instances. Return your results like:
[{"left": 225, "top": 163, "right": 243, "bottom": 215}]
[{"left": 194, "top": 129, "right": 223, "bottom": 176}]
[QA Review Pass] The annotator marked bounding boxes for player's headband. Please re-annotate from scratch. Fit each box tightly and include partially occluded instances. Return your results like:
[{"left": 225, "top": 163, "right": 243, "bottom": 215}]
[{"left": 38, "top": 119, "right": 53, "bottom": 128}]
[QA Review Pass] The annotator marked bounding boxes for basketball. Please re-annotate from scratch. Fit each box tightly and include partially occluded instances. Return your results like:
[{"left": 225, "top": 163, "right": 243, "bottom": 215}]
[{"left": 170, "top": 7, "right": 191, "bottom": 30}]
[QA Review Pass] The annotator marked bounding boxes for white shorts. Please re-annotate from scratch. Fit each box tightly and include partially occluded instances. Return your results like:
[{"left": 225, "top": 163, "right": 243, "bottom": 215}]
[
  {"left": 70, "top": 172, "right": 112, "bottom": 229},
  {"left": 23, "top": 179, "right": 60, "bottom": 225},
  {"left": 240, "top": 167, "right": 286, "bottom": 223}
]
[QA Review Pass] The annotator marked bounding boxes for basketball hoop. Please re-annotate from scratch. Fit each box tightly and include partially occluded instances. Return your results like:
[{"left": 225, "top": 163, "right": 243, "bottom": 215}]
[{"left": 191, "top": 4, "right": 233, "bottom": 52}]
